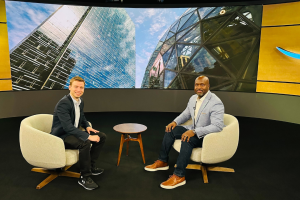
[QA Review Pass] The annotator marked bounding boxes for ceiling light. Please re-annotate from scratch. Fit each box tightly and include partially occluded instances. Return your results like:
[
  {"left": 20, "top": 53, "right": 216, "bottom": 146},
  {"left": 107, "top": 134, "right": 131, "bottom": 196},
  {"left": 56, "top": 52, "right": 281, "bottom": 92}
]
[{"left": 220, "top": 10, "right": 226, "bottom": 15}]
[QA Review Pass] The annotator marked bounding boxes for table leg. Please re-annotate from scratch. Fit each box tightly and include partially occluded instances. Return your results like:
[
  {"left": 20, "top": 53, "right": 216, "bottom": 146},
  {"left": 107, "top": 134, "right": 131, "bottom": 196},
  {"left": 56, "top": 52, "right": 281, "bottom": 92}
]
[
  {"left": 117, "top": 134, "right": 125, "bottom": 166},
  {"left": 137, "top": 133, "right": 145, "bottom": 164},
  {"left": 126, "top": 134, "right": 129, "bottom": 156}
]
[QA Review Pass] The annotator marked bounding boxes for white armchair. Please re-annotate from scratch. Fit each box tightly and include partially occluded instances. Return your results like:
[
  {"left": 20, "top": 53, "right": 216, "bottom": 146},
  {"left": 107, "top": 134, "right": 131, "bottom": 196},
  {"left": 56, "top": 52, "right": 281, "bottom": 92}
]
[
  {"left": 19, "top": 114, "right": 91, "bottom": 189},
  {"left": 173, "top": 114, "right": 239, "bottom": 183}
]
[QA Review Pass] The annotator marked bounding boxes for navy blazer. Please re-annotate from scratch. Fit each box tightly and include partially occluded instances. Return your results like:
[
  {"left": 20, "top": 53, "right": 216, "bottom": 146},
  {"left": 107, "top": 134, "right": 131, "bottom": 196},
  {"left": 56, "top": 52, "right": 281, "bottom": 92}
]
[{"left": 50, "top": 94, "right": 90, "bottom": 141}]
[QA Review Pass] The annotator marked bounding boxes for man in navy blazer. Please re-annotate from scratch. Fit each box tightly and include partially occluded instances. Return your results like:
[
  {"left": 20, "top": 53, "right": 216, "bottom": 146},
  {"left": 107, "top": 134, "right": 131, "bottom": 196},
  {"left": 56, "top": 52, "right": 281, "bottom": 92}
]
[
  {"left": 145, "top": 75, "right": 225, "bottom": 189},
  {"left": 50, "top": 76, "right": 106, "bottom": 190}
]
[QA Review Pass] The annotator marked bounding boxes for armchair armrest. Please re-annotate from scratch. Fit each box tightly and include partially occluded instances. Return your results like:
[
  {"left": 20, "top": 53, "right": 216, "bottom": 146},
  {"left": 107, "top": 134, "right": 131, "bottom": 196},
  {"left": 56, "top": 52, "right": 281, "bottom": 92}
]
[
  {"left": 201, "top": 116, "right": 239, "bottom": 164},
  {"left": 20, "top": 123, "right": 66, "bottom": 169}
]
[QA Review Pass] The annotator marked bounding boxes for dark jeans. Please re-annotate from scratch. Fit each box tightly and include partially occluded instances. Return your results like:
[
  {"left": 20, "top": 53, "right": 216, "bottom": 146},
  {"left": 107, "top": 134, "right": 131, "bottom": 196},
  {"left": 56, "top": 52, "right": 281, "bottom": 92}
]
[
  {"left": 158, "top": 126, "right": 203, "bottom": 177},
  {"left": 63, "top": 131, "right": 106, "bottom": 177}
]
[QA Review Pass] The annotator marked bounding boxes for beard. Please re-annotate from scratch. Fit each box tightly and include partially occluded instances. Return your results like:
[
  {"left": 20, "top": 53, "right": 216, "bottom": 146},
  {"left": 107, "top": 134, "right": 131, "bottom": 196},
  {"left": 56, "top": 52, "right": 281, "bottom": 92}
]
[{"left": 197, "top": 91, "right": 204, "bottom": 97}]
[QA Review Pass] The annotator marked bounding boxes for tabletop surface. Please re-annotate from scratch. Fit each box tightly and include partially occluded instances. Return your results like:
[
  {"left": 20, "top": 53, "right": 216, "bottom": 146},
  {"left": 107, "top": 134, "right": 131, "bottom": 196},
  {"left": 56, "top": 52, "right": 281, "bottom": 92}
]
[{"left": 113, "top": 123, "right": 147, "bottom": 134}]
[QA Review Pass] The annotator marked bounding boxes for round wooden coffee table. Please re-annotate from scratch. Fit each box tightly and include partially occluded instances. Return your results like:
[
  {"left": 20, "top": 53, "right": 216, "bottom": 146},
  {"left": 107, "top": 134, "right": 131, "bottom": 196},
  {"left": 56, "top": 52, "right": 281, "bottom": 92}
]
[{"left": 113, "top": 123, "right": 147, "bottom": 166}]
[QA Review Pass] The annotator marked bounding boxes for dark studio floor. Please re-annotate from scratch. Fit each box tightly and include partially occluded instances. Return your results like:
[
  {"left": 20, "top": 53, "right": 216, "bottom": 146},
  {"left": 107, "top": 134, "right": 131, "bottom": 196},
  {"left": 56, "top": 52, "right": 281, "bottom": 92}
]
[{"left": 0, "top": 112, "right": 300, "bottom": 200}]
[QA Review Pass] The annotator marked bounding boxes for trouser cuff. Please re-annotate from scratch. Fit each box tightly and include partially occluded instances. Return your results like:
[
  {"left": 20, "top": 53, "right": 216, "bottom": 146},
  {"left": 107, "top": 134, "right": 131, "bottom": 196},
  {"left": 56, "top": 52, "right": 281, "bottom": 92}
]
[
  {"left": 173, "top": 171, "right": 185, "bottom": 178},
  {"left": 158, "top": 158, "right": 168, "bottom": 163},
  {"left": 81, "top": 171, "right": 92, "bottom": 177}
]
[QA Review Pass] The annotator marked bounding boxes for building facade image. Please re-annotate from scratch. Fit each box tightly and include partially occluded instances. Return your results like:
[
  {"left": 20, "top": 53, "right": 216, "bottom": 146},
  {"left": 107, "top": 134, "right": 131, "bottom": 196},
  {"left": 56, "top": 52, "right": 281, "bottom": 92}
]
[
  {"left": 141, "top": 6, "right": 262, "bottom": 92},
  {"left": 9, "top": 5, "right": 135, "bottom": 90}
]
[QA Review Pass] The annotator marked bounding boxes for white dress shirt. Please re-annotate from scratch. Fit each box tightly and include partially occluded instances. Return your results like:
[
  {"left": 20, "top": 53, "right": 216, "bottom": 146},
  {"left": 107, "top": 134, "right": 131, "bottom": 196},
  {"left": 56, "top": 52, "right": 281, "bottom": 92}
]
[
  {"left": 70, "top": 94, "right": 81, "bottom": 128},
  {"left": 194, "top": 90, "right": 210, "bottom": 120}
]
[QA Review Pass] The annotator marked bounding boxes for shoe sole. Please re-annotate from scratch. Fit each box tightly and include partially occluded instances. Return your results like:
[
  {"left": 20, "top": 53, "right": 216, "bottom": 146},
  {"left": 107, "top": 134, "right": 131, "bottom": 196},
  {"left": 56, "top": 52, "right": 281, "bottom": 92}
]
[
  {"left": 144, "top": 166, "right": 169, "bottom": 171},
  {"left": 160, "top": 180, "right": 186, "bottom": 189},
  {"left": 78, "top": 181, "right": 98, "bottom": 190},
  {"left": 92, "top": 170, "right": 104, "bottom": 175}
]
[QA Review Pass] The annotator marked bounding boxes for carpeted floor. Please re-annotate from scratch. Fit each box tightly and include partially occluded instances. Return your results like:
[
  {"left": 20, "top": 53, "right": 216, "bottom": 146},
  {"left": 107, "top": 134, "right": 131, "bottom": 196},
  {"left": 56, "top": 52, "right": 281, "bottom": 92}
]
[{"left": 0, "top": 112, "right": 299, "bottom": 200}]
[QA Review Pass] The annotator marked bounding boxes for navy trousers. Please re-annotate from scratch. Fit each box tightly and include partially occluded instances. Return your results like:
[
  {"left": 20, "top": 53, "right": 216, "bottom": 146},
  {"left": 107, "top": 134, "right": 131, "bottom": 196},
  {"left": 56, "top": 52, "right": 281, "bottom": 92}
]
[
  {"left": 63, "top": 131, "right": 106, "bottom": 177},
  {"left": 158, "top": 126, "right": 203, "bottom": 177}
]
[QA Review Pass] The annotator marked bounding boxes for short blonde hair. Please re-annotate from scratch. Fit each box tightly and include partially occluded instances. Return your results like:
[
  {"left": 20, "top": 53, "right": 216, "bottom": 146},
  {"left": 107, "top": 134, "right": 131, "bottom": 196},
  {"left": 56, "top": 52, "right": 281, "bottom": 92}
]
[{"left": 70, "top": 76, "right": 85, "bottom": 85}]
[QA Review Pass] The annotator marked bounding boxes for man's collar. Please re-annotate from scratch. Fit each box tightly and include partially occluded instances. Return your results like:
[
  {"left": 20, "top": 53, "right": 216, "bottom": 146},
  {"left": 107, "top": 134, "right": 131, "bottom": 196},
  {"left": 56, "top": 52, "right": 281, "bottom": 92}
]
[
  {"left": 197, "top": 90, "right": 210, "bottom": 101},
  {"left": 69, "top": 93, "right": 81, "bottom": 104}
]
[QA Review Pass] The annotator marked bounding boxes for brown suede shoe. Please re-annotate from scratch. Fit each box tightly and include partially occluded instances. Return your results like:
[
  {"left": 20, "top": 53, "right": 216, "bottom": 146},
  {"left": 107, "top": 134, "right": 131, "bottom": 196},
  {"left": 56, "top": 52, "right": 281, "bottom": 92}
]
[
  {"left": 160, "top": 174, "right": 186, "bottom": 189},
  {"left": 144, "top": 160, "right": 169, "bottom": 171}
]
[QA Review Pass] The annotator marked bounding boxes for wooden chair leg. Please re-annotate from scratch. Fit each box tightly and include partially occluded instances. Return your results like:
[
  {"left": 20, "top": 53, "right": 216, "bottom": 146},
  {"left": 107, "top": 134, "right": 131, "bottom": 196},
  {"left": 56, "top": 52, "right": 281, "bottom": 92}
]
[
  {"left": 175, "top": 164, "right": 234, "bottom": 184},
  {"left": 185, "top": 164, "right": 201, "bottom": 170},
  {"left": 32, "top": 165, "right": 80, "bottom": 189},
  {"left": 137, "top": 133, "right": 145, "bottom": 164},
  {"left": 36, "top": 174, "right": 58, "bottom": 189},
  {"left": 59, "top": 171, "right": 80, "bottom": 178},
  {"left": 32, "top": 168, "right": 54, "bottom": 174},
  {"left": 201, "top": 165, "right": 208, "bottom": 183},
  {"left": 117, "top": 134, "right": 125, "bottom": 166},
  {"left": 207, "top": 166, "right": 235, "bottom": 172},
  {"left": 63, "top": 165, "right": 72, "bottom": 171}
]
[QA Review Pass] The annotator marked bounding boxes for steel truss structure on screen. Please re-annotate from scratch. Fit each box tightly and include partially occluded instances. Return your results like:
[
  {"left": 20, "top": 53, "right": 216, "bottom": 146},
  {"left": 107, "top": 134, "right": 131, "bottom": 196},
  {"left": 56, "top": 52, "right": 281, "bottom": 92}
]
[{"left": 141, "top": 5, "right": 262, "bottom": 92}]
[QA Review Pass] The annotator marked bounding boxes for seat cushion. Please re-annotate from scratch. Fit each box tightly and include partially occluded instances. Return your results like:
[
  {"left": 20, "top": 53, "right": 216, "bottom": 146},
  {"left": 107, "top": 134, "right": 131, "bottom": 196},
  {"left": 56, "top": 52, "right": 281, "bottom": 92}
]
[
  {"left": 65, "top": 149, "right": 79, "bottom": 166},
  {"left": 173, "top": 140, "right": 202, "bottom": 162}
]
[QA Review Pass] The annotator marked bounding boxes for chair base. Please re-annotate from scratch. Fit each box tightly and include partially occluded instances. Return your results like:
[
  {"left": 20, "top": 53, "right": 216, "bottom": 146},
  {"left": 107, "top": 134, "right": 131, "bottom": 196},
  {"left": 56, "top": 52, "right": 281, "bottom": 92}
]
[
  {"left": 175, "top": 164, "right": 234, "bottom": 183},
  {"left": 31, "top": 165, "right": 80, "bottom": 189}
]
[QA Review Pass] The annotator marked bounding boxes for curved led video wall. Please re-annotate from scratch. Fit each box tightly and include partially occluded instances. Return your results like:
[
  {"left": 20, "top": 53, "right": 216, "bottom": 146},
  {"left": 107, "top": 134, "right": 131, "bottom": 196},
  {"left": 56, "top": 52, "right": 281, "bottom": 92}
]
[
  {"left": 1, "top": 1, "right": 300, "bottom": 96},
  {"left": 0, "top": 2, "right": 263, "bottom": 92}
]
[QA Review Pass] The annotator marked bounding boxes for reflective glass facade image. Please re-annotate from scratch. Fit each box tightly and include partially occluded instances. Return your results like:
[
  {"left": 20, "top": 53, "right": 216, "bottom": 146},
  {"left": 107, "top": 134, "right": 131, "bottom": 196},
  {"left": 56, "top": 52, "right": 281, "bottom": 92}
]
[
  {"left": 141, "top": 6, "right": 262, "bottom": 92},
  {"left": 9, "top": 6, "right": 135, "bottom": 90}
]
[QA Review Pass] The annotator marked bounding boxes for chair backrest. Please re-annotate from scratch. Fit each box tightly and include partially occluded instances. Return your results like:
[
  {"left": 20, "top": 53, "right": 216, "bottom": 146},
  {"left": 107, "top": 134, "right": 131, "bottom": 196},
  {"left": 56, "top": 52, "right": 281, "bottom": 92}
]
[
  {"left": 20, "top": 114, "right": 67, "bottom": 169},
  {"left": 21, "top": 114, "right": 53, "bottom": 134},
  {"left": 224, "top": 114, "right": 237, "bottom": 126},
  {"left": 200, "top": 113, "right": 239, "bottom": 164}
]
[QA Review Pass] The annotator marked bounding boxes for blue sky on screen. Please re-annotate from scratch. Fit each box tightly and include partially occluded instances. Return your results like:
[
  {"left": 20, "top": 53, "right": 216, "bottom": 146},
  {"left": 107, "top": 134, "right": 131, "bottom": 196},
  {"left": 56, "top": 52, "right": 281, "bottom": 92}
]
[
  {"left": 5, "top": 2, "right": 61, "bottom": 49},
  {"left": 5, "top": 1, "right": 188, "bottom": 88},
  {"left": 124, "top": 8, "right": 187, "bottom": 88}
]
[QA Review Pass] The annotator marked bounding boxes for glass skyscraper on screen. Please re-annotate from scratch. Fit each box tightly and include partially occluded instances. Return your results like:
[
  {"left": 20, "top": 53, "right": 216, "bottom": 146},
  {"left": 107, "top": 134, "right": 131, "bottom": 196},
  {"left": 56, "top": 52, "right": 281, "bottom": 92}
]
[
  {"left": 141, "top": 6, "right": 262, "bottom": 92},
  {"left": 9, "top": 5, "right": 135, "bottom": 90}
]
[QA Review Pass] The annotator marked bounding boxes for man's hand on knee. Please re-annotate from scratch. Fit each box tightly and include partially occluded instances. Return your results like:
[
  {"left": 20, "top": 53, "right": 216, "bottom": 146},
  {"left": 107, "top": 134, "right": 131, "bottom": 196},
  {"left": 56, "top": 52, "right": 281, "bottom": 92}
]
[
  {"left": 165, "top": 121, "right": 177, "bottom": 132},
  {"left": 86, "top": 127, "right": 99, "bottom": 134},
  {"left": 88, "top": 135, "right": 100, "bottom": 142},
  {"left": 181, "top": 130, "right": 195, "bottom": 142}
]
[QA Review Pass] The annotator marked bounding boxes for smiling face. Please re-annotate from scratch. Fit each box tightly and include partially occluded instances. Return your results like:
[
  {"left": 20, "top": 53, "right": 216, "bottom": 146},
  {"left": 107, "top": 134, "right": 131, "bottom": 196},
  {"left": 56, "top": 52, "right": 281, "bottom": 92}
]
[
  {"left": 194, "top": 76, "right": 210, "bottom": 98},
  {"left": 69, "top": 80, "right": 85, "bottom": 100}
]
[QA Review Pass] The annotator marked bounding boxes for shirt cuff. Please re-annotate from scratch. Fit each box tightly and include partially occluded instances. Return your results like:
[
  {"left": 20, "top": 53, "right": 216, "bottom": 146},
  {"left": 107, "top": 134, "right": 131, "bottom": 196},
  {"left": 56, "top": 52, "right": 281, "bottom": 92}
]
[{"left": 194, "top": 127, "right": 204, "bottom": 139}]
